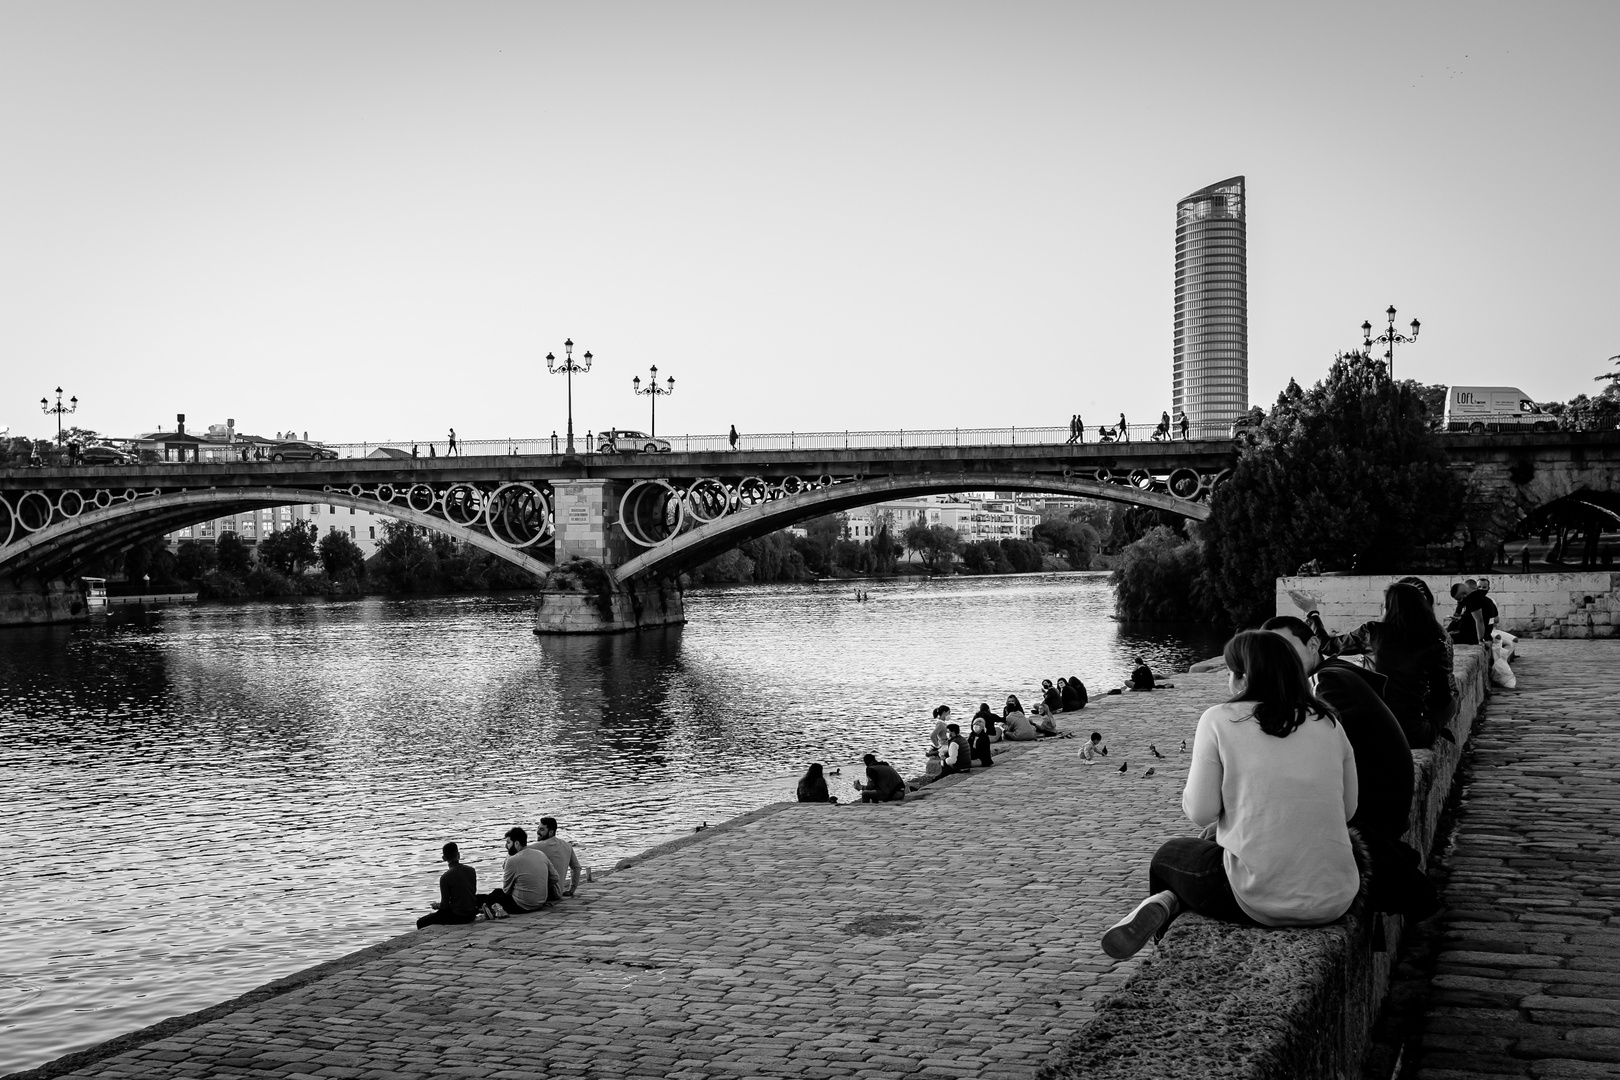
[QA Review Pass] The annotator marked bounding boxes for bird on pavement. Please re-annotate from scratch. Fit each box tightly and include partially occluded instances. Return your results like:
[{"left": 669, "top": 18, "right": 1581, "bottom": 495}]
[
  {"left": 1145, "top": 767, "right": 1156, "bottom": 777},
  {"left": 1180, "top": 739, "right": 1187, "bottom": 752},
  {"left": 1118, "top": 761, "right": 1128, "bottom": 773},
  {"left": 1150, "top": 744, "right": 1166, "bottom": 759}
]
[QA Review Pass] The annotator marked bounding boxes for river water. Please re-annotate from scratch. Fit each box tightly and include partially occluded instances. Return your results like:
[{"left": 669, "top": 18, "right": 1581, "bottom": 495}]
[{"left": 0, "top": 573, "right": 1225, "bottom": 1074}]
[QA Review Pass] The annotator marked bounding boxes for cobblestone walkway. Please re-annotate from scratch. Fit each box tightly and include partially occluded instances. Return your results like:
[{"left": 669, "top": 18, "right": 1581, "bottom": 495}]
[
  {"left": 35, "top": 678, "right": 1225, "bottom": 1080},
  {"left": 1410, "top": 640, "right": 1620, "bottom": 1080}
]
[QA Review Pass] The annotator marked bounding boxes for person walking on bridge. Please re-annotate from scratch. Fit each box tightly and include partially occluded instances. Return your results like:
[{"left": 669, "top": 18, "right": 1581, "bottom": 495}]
[
  {"left": 1178, "top": 411, "right": 1190, "bottom": 440},
  {"left": 447, "top": 428, "right": 459, "bottom": 457},
  {"left": 1066, "top": 415, "right": 1078, "bottom": 444},
  {"left": 1118, "top": 413, "right": 1129, "bottom": 442},
  {"left": 729, "top": 424, "right": 740, "bottom": 451}
]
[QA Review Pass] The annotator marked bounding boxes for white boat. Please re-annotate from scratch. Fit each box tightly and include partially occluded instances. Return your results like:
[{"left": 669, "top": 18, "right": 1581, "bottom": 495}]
[{"left": 82, "top": 577, "right": 109, "bottom": 609}]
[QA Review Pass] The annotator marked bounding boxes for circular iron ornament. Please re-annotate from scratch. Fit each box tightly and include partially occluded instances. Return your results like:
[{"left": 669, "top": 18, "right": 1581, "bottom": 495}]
[
  {"left": 406, "top": 484, "right": 437, "bottom": 513},
  {"left": 349, "top": 485, "right": 364, "bottom": 498},
  {"left": 94, "top": 489, "right": 113, "bottom": 509},
  {"left": 618, "top": 479, "right": 684, "bottom": 547},
  {"left": 683, "top": 478, "right": 734, "bottom": 525},
  {"left": 0, "top": 495, "right": 14, "bottom": 548},
  {"left": 1094, "top": 468, "right": 1113, "bottom": 484},
  {"left": 486, "top": 483, "right": 551, "bottom": 548},
  {"left": 14, "top": 490, "right": 54, "bottom": 533},
  {"left": 778, "top": 475, "right": 804, "bottom": 496},
  {"left": 1128, "top": 468, "right": 1151, "bottom": 490},
  {"left": 376, "top": 484, "right": 395, "bottom": 503},
  {"left": 736, "top": 477, "right": 770, "bottom": 506},
  {"left": 817, "top": 474, "right": 834, "bottom": 489},
  {"left": 1062, "top": 468, "right": 1073, "bottom": 479},
  {"left": 122, "top": 489, "right": 137, "bottom": 502},
  {"left": 56, "top": 490, "right": 86, "bottom": 518},
  {"left": 442, "top": 483, "right": 487, "bottom": 527},
  {"left": 1167, "top": 468, "right": 1201, "bottom": 500}
]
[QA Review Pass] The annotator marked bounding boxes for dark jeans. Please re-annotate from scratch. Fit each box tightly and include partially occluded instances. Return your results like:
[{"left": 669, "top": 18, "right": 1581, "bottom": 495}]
[
  {"left": 416, "top": 908, "right": 478, "bottom": 929},
  {"left": 861, "top": 788, "right": 904, "bottom": 803},
  {"left": 1148, "top": 837, "right": 1259, "bottom": 928}
]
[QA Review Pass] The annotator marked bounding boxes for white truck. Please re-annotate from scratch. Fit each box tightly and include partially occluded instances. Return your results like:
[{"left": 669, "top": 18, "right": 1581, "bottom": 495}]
[{"left": 1442, "top": 386, "right": 1555, "bottom": 434}]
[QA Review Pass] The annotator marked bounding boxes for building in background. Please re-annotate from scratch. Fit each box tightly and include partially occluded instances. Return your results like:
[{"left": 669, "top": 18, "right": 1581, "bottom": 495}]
[
  {"left": 1172, "top": 176, "right": 1248, "bottom": 434},
  {"left": 166, "top": 502, "right": 395, "bottom": 558},
  {"left": 842, "top": 495, "right": 1037, "bottom": 543}
]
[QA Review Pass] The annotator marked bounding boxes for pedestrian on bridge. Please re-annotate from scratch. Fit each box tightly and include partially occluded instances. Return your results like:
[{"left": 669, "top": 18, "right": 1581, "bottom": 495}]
[
  {"left": 429, "top": 444, "right": 436, "bottom": 458},
  {"left": 448, "top": 429, "right": 459, "bottom": 456},
  {"left": 411, "top": 444, "right": 419, "bottom": 458},
  {"left": 1178, "top": 411, "right": 1190, "bottom": 440},
  {"left": 1067, "top": 415, "right": 1079, "bottom": 444},
  {"left": 1118, "top": 413, "right": 1129, "bottom": 442},
  {"left": 729, "top": 424, "right": 740, "bottom": 451},
  {"left": 1075, "top": 413, "right": 1084, "bottom": 443}
]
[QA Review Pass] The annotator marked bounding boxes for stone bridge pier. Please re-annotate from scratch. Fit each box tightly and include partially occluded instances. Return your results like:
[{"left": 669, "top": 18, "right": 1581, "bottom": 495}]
[{"left": 536, "top": 478, "right": 686, "bottom": 635}]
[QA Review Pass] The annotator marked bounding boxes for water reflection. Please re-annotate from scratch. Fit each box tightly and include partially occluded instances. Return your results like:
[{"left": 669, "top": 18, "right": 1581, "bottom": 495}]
[{"left": 0, "top": 573, "right": 1225, "bottom": 1073}]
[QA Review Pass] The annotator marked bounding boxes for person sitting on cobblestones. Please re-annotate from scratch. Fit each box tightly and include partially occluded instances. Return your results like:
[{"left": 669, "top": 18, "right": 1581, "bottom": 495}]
[
  {"left": 797, "top": 762, "right": 835, "bottom": 803},
  {"left": 535, "top": 816, "right": 585, "bottom": 898},
  {"left": 1310, "top": 582, "right": 1456, "bottom": 749},
  {"left": 854, "top": 753, "right": 907, "bottom": 803},
  {"left": 1001, "top": 696, "right": 1038, "bottom": 741},
  {"left": 1079, "top": 732, "right": 1108, "bottom": 762},
  {"left": 416, "top": 842, "right": 479, "bottom": 929},
  {"left": 1042, "top": 679, "right": 1065, "bottom": 714},
  {"left": 968, "top": 717, "right": 995, "bottom": 768},
  {"left": 1100, "top": 631, "right": 1359, "bottom": 960},
  {"left": 939, "top": 723, "right": 971, "bottom": 776},
  {"left": 1061, "top": 676, "right": 1088, "bottom": 711},
  {"left": 475, "top": 827, "right": 560, "bottom": 919},
  {"left": 972, "top": 703, "right": 1000, "bottom": 741}
]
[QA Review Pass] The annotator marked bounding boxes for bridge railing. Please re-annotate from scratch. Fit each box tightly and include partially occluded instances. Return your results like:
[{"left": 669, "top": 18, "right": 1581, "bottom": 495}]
[{"left": 324, "top": 422, "right": 1234, "bottom": 459}]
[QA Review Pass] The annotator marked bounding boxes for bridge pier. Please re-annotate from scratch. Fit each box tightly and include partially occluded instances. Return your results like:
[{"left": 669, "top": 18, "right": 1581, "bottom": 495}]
[
  {"left": 536, "top": 479, "right": 685, "bottom": 634},
  {"left": 0, "top": 576, "right": 88, "bottom": 627}
]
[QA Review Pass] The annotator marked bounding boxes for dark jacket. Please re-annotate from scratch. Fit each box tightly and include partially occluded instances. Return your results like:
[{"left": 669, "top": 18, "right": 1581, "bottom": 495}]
[
  {"left": 797, "top": 774, "right": 831, "bottom": 802},
  {"left": 439, "top": 863, "right": 478, "bottom": 919},
  {"left": 865, "top": 761, "right": 907, "bottom": 801},
  {"left": 1061, "top": 680, "right": 1088, "bottom": 711},
  {"left": 1312, "top": 661, "right": 1414, "bottom": 841},
  {"left": 968, "top": 730, "right": 994, "bottom": 768}
]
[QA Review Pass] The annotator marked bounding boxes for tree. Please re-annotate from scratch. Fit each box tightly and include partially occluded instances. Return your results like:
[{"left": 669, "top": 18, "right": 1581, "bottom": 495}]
[
  {"left": 1201, "top": 351, "right": 1465, "bottom": 627},
  {"left": 122, "top": 538, "right": 179, "bottom": 586},
  {"left": 175, "top": 539, "right": 219, "bottom": 581},
  {"left": 1111, "top": 525, "right": 1223, "bottom": 623},
  {"left": 902, "top": 522, "right": 961, "bottom": 573},
  {"left": 258, "top": 519, "right": 319, "bottom": 576},
  {"left": 374, "top": 521, "right": 439, "bottom": 591},
  {"left": 999, "top": 537, "right": 1044, "bottom": 573},
  {"left": 1032, "top": 519, "right": 1102, "bottom": 569},
  {"left": 319, "top": 530, "right": 368, "bottom": 581},
  {"left": 216, "top": 531, "right": 251, "bottom": 574},
  {"left": 870, "top": 517, "right": 900, "bottom": 575}
]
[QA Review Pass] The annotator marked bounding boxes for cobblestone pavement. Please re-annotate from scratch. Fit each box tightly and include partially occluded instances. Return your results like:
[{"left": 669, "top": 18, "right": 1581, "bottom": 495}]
[
  {"left": 1409, "top": 640, "right": 1620, "bottom": 1080},
  {"left": 36, "top": 678, "right": 1225, "bottom": 1080}
]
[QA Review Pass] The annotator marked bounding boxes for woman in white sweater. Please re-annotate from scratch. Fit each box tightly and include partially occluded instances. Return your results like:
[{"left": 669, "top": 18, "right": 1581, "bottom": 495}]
[{"left": 1101, "top": 630, "right": 1360, "bottom": 959}]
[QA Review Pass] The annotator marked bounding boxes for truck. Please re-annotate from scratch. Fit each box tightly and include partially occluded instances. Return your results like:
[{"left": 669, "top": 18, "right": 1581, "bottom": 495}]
[{"left": 1442, "top": 386, "right": 1555, "bottom": 434}]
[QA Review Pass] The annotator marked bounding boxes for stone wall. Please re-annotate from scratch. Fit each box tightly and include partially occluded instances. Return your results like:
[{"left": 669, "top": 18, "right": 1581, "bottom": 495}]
[
  {"left": 1275, "top": 572, "right": 1619, "bottom": 639},
  {"left": 0, "top": 578, "right": 88, "bottom": 626},
  {"left": 1039, "top": 648, "right": 1491, "bottom": 1080}
]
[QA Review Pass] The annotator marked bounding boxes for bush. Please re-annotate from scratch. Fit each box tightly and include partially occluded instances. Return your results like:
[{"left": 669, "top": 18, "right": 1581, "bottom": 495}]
[
  {"left": 1112, "top": 526, "right": 1224, "bottom": 623},
  {"left": 244, "top": 566, "right": 301, "bottom": 597},
  {"left": 197, "top": 569, "right": 249, "bottom": 599},
  {"left": 1000, "top": 538, "right": 1045, "bottom": 573}
]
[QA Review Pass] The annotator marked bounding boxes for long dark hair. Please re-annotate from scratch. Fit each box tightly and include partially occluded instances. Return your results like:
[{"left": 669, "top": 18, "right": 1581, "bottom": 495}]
[
  {"left": 1372, "top": 581, "right": 1448, "bottom": 651},
  {"left": 1223, "top": 630, "right": 1336, "bottom": 738},
  {"left": 1003, "top": 694, "right": 1024, "bottom": 716}
]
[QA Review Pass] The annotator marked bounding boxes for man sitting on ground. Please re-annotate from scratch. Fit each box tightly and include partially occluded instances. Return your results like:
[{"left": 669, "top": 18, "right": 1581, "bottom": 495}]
[
  {"left": 855, "top": 753, "right": 907, "bottom": 803},
  {"left": 534, "top": 816, "right": 583, "bottom": 899},
  {"left": 416, "top": 842, "right": 479, "bottom": 929},
  {"left": 1129, "top": 658, "right": 1155, "bottom": 690},
  {"left": 476, "top": 827, "right": 560, "bottom": 919},
  {"left": 1448, "top": 580, "right": 1498, "bottom": 646}
]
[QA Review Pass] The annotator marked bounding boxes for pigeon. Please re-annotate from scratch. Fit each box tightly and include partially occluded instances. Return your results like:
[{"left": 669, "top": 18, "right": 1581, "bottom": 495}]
[
  {"left": 1150, "top": 744, "right": 1165, "bottom": 759},
  {"left": 1180, "top": 739, "right": 1187, "bottom": 752},
  {"left": 1145, "top": 767, "right": 1156, "bottom": 777},
  {"left": 1118, "top": 761, "right": 1128, "bottom": 773},
  {"left": 694, "top": 821, "right": 710, "bottom": 832}
]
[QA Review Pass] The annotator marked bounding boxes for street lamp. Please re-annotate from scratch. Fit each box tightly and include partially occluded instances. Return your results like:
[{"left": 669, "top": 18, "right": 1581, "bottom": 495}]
[
  {"left": 631, "top": 365, "right": 675, "bottom": 436},
  {"left": 1362, "top": 305, "right": 1420, "bottom": 381},
  {"left": 545, "top": 338, "right": 593, "bottom": 456},
  {"left": 40, "top": 387, "right": 77, "bottom": 446}
]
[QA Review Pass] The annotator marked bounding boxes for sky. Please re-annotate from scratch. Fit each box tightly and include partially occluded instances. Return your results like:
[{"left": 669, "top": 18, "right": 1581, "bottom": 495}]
[{"left": 2, "top": 1, "right": 1616, "bottom": 446}]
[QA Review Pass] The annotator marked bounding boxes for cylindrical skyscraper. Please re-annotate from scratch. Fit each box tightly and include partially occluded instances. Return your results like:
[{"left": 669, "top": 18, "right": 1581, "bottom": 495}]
[{"left": 1173, "top": 176, "right": 1247, "bottom": 434}]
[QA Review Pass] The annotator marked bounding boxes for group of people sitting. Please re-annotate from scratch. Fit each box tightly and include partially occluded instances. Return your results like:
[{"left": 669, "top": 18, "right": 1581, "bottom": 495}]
[
  {"left": 416, "top": 817, "right": 584, "bottom": 929},
  {"left": 1100, "top": 578, "right": 1458, "bottom": 960}
]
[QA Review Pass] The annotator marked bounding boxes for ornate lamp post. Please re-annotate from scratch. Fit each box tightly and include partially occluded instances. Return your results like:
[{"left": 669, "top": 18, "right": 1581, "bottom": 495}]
[
  {"left": 631, "top": 365, "right": 674, "bottom": 436},
  {"left": 1362, "top": 305, "right": 1420, "bottom": 381},
  {"left": 40, "top": 386, "right": 77, "bottom": 446},
  {"left": 546, "top": 338, "right": 593, "bottom": 456}
]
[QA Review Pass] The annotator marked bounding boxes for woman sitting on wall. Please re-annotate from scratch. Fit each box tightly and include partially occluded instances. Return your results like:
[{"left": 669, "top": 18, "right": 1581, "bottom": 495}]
[
  {"left": 1000, "top": 695, "right": 1039, "bottom": 741},
  {"left": 1311, "top": 581, "right": 1456, "bottom": 748},
  {"left": 1061, "top": 675, "right": 1088, "bottom": 711},
  {"left": 972, "top": 703, "right": 1001, "bottom": 741},
  {"left": 796, "top": 763, "right": 834, "bottom": 803},
  {"left": 1100, "top": 630, "right": 1359, "bottom": 959}
]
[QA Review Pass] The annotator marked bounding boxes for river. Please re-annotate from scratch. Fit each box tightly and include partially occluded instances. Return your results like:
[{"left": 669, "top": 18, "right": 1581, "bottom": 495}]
[{"left": 0, "top": 573, "right": 1225, "bottom": 1074}]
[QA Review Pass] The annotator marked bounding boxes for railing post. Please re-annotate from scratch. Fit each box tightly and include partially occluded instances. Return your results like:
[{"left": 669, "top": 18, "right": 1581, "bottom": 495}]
[
  {"left": 900, "top": 429, "right": 904, "bottom": 448},
  {"left": 791, "top": 431, "right": 795, "bottom": 450},
  {"left": 1012, "top": 425, "right": 1016, "bottom": 446},
  {"left": 845, "top": 430, "right": 849, "bottom": 449}
]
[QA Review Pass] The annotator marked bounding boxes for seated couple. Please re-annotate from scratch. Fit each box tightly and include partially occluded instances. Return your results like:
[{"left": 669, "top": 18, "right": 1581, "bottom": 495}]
[
  {"left": 1100, "top": 631, "right": 1435, "bottom": 960},
  {"left": 1002, "top": 695, "right": 1072, "bottom": 741},
  {"left": 416, "top": 819, "right": 583, "bottom": 928}
]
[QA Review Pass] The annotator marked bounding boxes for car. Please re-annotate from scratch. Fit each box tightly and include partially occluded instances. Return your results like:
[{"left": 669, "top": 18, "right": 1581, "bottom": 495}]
[
  {"left": 77, "top": 444, "right": 134, "bottom": 466},
  {"left": 596, "top": 429, "right": 672, "bottom": 454},
  {"left": 267, "top": 440, "right": 339, "bottom": 463}
]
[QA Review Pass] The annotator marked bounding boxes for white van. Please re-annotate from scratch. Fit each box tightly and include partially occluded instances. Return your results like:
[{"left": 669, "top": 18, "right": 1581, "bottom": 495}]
[{"left": 1443, "top": 386, "right": 1554, "bottom": 434}]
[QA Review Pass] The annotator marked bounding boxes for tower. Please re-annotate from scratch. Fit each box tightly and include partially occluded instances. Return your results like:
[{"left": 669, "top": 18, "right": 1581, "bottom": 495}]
[{"left": 1173, "top": 176, "right": 1248, "bottom": 433}]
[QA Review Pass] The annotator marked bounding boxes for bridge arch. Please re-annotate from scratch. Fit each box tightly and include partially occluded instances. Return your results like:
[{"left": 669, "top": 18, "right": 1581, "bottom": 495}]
[
  {"left": 613, "top": 471, "right": 1210, "bottom": 583},
  {"left": 0, "top": 488, "right": 554, "bottom": 584}
]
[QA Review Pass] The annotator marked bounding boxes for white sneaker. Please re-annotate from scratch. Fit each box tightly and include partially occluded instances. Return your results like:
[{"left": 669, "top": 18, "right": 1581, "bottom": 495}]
[{"left": 1100, "top": 891, "right": 1178, "bottom": 959}]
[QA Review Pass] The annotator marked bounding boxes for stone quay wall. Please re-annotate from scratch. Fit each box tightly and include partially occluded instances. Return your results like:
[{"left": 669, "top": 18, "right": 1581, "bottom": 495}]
[
  {"left": 1275, "top": 572, "right": 1620, "bottom": 639},
  {"left": 1040, "top": 646, "right": 1492, "bottom": 1080}
]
